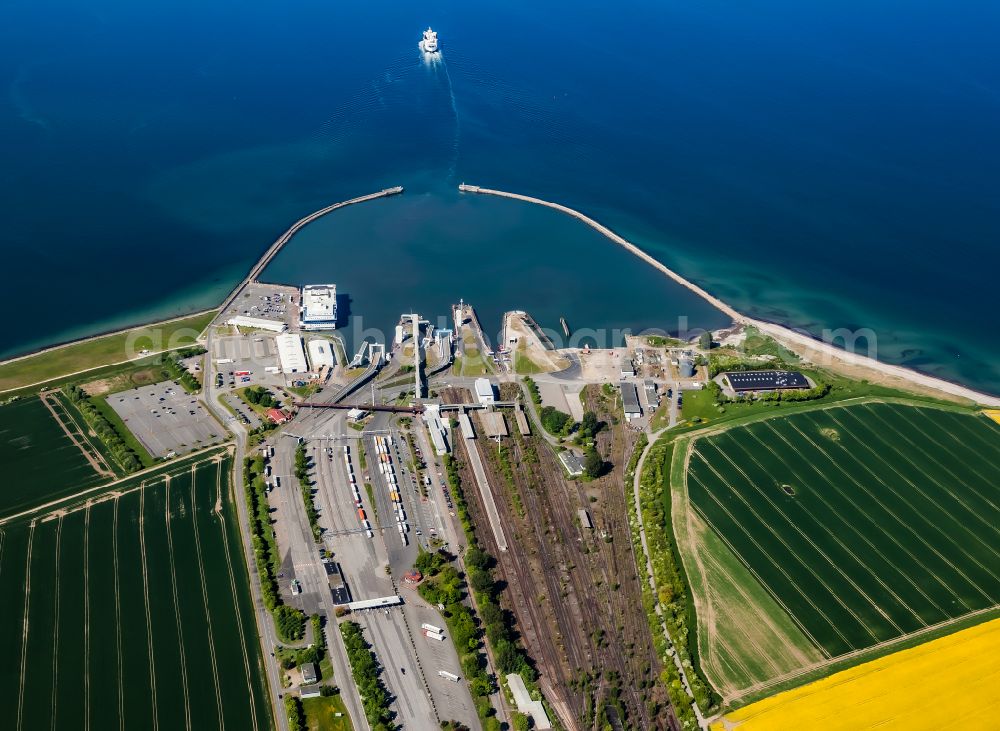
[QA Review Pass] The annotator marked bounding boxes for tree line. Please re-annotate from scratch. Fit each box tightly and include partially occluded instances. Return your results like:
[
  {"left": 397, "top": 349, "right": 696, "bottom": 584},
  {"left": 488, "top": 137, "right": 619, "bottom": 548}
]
[
  {"left": 295, "top": 442, "right": 323, "bottom": 542},
  {"left": 633, "top": 439, "right": 718, "bottom": 723},
  {"left": 244, "top": 455, "right": 306, "bottom": 643},
  {"left": 438, "top": 454, "right": 538, "bottom": 731},
  {"left": 161, "top": 347, "right": 205, "bottom": 393},
  {"left": 340, "top": 621, "right": 395, "bottom": 731},
  {"left": 65, "top": 385, "right": 143, "bottom": 473}
]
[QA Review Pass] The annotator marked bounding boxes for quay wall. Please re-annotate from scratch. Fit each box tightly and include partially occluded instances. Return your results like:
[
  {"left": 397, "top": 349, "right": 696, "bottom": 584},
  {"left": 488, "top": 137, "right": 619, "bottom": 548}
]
[{"left": 220, "top": 186, "right": 403, "bottom": 314}]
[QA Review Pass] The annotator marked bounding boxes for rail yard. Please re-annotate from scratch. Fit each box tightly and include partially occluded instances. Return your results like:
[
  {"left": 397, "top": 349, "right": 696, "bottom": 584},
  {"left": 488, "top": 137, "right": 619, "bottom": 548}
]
[{"left": 4, "top": 186, "right": 998, "bottom": 731}]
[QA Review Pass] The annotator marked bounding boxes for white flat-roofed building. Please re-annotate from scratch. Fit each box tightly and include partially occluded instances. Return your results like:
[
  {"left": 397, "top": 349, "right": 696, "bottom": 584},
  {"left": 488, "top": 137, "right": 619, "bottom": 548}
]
[
  {"left": 227, "top": 315, "right": 287, "bottom": 333},
  {"left": 459, "top": 412, "right": 475, "bottom": 439},
  {"left": 276, "top": 333, "right": 308, "bottom": 373},
  {"left": 422, "top": 405, "right": 450, "bottom": 455},
  {"left": 346, "top": 595, "right": 402, "bottom": 611},
  {"left": 307, "top": 338, "right": 335, "bottom": 370},
  {"left": 475, "top": 378, "right": 496, "bottom": 406},
  {"left": 300, "top": 284, "right": 337, "bottom": 330}
]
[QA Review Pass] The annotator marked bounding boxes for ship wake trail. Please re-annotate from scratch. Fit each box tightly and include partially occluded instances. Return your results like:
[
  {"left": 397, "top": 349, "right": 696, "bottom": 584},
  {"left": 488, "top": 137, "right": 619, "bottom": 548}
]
[{"left": 439, "top": 54, "right": 462, "bottom": 182}]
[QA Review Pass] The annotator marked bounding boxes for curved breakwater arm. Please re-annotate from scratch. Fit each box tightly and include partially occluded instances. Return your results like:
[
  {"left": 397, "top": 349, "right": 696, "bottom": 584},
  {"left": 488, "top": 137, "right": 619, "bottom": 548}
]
[{"left": 457, "top": 184, "right": 1000, "bottom": 408}]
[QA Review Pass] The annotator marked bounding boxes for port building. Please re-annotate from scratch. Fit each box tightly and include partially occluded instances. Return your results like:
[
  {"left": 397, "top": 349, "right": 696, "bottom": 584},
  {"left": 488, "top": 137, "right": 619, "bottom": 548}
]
[
  {"left": 644, "top": 380, "right": 660, "bottom": 409},
  {"left": 307, "top": 338, "right": 336, "bottom": 370},
  {"left": 475, "top": 378, "right": 497, "bottom": 406},
  {"left": 422, "top": 405, "right": 450, "bottom": 456},
  {"left": 559, "top": 450, "right": 584, "bottom": 477},
  {"left": 482, "top": 412, "right": 508, "bottom": 438},
  {"left": 266, "top": 408, "right": 290, "bottom": 425},
  {"left": 276, "top": 333, "right": 308, "bottom": 374},
  {"left": 300, "top": 284, "right": 338, "bottom": 330},
  {"left": 724, "top": 370, "right": 809, "bottom": 393},
  {"left": 459, "top": 413, "right": 476, "bottom": 439},
  {"left": 514, "top": 407, "right": 531, "bottom": 436},
  {"left": 621, "top": 382, "right": 642, "bottom": 420}
]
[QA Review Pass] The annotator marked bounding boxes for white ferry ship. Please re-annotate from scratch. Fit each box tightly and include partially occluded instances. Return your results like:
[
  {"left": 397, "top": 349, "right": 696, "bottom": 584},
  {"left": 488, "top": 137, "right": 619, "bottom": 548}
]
[{"left": 419, "top": 27, "right": 439, "bottom": 53}]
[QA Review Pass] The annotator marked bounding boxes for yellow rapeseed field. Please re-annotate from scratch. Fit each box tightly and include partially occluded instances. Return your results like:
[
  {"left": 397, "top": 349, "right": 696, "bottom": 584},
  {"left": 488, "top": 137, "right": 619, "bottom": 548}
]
[
  {"left": 983, "top": 409, "right": 1000, "bottom": 426},
  {"left": 710, "top": 617, "right": 1000, "bottom": 730}
]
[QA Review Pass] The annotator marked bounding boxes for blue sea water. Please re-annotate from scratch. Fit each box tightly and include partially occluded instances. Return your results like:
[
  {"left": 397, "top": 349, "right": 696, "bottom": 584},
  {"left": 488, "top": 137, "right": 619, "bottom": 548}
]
[{"left": 1, "top": 1, "right": 998, "bottom": 392}]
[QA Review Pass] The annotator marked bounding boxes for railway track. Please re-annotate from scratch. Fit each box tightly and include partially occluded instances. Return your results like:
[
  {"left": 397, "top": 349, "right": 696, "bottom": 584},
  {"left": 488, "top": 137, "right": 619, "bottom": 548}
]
[{"left": 443, "top": 385, "right": 674, "bottom": 729}]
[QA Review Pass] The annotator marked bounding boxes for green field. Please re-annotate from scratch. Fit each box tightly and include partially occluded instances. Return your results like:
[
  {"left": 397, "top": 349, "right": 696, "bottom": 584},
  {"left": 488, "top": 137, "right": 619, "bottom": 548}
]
[
  {"left": 453, "top": 348, "right": 490, "bottom": 377},
  {"left": 681, "top": 400, "right": 1000, "bottom": 700},
  {"left": 303, "top": 694, "right": 353, "bottom": 731},
  {"left": 680, "top": 387, "right": 719, "bottom": 422},
  {"left": 0, "top": 310, "right": 216, "bottom": 393},
  {"left": 0, "top": 398, "right": 109, "bottom": 520},
  {"left": 0, "top": 454, "right": 272, "bottom": 730}
]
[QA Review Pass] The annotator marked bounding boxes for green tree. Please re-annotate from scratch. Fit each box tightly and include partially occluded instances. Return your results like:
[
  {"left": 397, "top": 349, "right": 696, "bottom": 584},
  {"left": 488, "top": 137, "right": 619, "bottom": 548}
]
[
  {"left": 274, "top": 605, "right": 306, "bottom": 642},
  {"left": 580, "top": 410, "right": 601, "bottom": 439},
  {"left": 584, "top": 447, "right": 604, "bottom": 479},
  {"left": 539, "top": 406, "right": 571, "bottom": 435},
  {"left": 699, "top": 331, "right": 713, "bottom": 350},
  {"left": 284, "top": 696, "right": 305, "bottom": 731}
]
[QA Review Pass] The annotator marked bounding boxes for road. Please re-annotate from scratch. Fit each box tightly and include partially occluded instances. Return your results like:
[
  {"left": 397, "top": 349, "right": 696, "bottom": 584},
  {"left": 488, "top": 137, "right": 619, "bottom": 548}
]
[
  {"left": 201, "top": 343, "right": 291, "bottom": 731},
  {"left": 298, "top": 408, "right": 480, "bottom": 729},
  {"left": 200, "top": 327, "right": 489, "bottom": 730},
  {"left": 204, "top": 329, "right": 369, "bottom": 731},
  {"left": 631, "top": 428, "right": 707, "bottom": 729}
]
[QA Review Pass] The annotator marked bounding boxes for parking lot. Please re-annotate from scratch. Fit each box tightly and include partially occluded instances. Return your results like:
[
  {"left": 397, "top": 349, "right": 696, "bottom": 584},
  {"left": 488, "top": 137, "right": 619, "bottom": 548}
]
[
  {"left": 220, "top": 282, "right": 299, "bottom": 329},
  {"left": 109, "top": 383, "right": 222, "bottom": 457},
  {"left": 211, "top": 334, "right": 293, "bottom": 392},
  {"left": 213, "top": 334, "right": 278, "bottom": 364},
  {"left": 221, "top": 392, "right": 262, "bottom": 429}
]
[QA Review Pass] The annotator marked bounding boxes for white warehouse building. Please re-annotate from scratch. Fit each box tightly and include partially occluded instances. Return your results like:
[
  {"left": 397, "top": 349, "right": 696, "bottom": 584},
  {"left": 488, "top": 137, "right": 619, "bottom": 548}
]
[
  {"left": 475, "top": 378, "right": 497, "bottom": 406},
  {"left": 276, "top": 333, "right": 308, "bottom": 373},
  {"left": 307, "top": 338, "right": 335, "bottom": 370}
]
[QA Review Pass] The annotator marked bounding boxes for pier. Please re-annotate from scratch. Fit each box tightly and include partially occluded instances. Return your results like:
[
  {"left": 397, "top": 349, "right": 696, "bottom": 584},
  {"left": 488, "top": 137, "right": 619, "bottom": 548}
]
[
  {"left": 459, "top": 183, "right": 741, "bottom": 321},
  {"left": 219, "top": 186, "right": 404, "bottom": 314},
  {"left": 462, "top": 302, "right": 493, "bottom": 355},
  {"left": 457, "top": 183, "right": 1000, "bottom": 407}
]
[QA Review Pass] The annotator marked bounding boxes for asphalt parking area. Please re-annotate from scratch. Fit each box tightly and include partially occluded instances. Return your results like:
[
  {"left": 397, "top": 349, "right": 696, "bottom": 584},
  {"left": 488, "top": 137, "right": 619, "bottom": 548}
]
[{"left": 109, "top": 383, "right": 221, "bottom": 457}]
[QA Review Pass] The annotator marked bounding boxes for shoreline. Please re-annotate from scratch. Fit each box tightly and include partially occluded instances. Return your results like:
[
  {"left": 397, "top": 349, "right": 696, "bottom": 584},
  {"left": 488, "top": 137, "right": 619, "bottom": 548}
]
[
  {"left": 0, "top": 187, "right": 404, "bottom": 378},
  {"left": 458, "top": 184, "right": 1000, "bottom": 408},
  {"left": 5, "top": 184, "right": 998, "bottom": 408},
  {"left": 0, "top": 307, "right": 218, "bottom": 370}
]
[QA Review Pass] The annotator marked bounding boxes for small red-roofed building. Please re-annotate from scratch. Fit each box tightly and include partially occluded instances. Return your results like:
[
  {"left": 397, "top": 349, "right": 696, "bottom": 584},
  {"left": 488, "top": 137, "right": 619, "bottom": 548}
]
[{"left": 266, "top": 408, "right": 290, "bottom": 424}]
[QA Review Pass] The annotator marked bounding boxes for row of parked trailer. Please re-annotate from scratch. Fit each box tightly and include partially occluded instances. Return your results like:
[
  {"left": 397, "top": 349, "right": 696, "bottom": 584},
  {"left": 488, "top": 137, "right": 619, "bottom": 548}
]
[
  {"left": 334, "top": 445, "right": 374, "bottom": 539},
  {"left": 374, "top": 434, "right": 409, "bottom": 546},
  {"left": 421, "top": 622, "right": 445, "bottom": 641}
]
